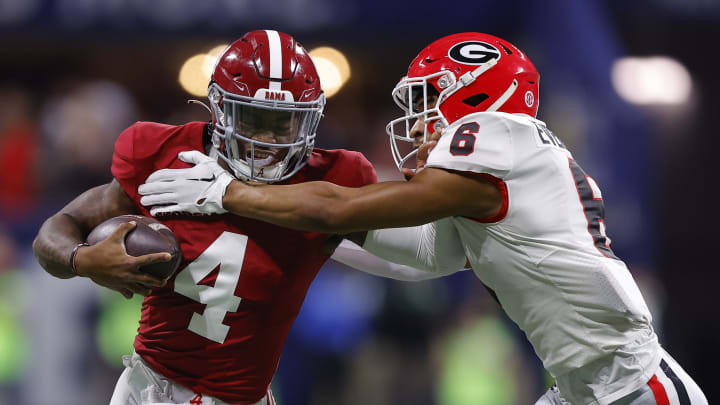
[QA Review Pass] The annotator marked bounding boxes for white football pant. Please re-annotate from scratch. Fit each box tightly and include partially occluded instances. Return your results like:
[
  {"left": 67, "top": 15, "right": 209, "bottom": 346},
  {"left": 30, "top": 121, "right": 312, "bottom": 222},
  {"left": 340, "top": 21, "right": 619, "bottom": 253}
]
[
  {"left": 109, "top": 352, "right": 276, "bottom": 405},
  {"left": 535, "top": 348, "right": 707, "bottom": 405}
]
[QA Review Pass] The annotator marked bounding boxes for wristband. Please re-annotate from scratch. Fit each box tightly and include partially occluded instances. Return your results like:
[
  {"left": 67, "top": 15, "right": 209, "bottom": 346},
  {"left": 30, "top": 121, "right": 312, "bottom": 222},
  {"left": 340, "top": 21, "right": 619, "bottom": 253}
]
[{"left": 70, "top": 242, "right": 90, "bottom": 276}]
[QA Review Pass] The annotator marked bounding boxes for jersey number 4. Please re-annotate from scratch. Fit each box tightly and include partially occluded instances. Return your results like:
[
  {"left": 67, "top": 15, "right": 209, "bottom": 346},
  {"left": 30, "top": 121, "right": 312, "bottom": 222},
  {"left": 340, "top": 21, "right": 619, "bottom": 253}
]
[{"left": 174, "top": 231, "right": 247, "bottom": 344}]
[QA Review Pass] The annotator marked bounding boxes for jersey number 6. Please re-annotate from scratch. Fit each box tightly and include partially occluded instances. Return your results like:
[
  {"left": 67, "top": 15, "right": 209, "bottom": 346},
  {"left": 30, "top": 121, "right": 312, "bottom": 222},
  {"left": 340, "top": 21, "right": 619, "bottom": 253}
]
[{"left": 450, "top": 122, "right": 478, "bottom": 156}]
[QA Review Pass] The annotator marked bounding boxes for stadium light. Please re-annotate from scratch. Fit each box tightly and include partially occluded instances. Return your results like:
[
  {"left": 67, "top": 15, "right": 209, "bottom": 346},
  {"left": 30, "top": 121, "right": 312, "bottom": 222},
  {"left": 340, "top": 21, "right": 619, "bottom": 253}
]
[
  {"left": 178, "top": 54, "right": 208, "bottom": 97},
  {"left": 179, "top": 44, "right": 229, "bottom": 97},
  {"left": 203, "top": 44, "right": 229, "bottom": 77},
  {"left": 611, "top": 56, "right": 692, "bottom": 105},
  {"left": 309, "top": 47, "right": 351, "bottom": 98}
]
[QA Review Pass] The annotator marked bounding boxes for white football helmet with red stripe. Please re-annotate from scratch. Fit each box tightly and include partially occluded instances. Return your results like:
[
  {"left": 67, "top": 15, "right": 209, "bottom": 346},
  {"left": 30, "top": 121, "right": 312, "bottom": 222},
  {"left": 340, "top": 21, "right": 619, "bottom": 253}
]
[{"left": 208, "top": 30, "right": 325, "bottom": 182}]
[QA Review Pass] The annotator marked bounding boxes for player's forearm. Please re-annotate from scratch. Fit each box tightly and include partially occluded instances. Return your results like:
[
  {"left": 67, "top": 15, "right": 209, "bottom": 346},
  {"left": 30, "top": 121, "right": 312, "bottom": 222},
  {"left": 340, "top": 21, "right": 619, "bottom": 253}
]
[
  {"left": 223, "top": 179, "right": 358, "bottom": 233},
  {"left": 223, "top": 179, "right": 393, "bottom": 234},
  {"left": 33, "top": 181, "right": 137, "bottom": 279},
  {"left": 222, "top": 179, "right": 446, "bottom": 234},
  {"left": 33, "top": 213, "right": 86, "bottom": 279}
]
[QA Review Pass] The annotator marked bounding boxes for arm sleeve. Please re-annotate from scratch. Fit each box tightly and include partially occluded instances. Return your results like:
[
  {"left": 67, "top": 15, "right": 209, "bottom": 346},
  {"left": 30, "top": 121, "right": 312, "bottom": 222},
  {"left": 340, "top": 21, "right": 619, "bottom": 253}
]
[
  {"left": 360, "top": 217, "right": 467, "bottom": 275},
  {"left": 111, "top": 124, "right": 138, "bottom": 184},
  {"left": 330, "top": 239, "right": 463, "bottom": 281}
]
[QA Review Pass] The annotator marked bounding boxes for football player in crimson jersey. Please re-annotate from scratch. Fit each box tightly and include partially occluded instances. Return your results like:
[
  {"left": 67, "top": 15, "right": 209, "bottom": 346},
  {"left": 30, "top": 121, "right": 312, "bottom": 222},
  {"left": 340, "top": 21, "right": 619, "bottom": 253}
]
[
  {"left": 33, "top": 30, "right": 459, "bottom": 405},
  {"left": 140, "top": 33, "right": 708, "bottom": 405}
]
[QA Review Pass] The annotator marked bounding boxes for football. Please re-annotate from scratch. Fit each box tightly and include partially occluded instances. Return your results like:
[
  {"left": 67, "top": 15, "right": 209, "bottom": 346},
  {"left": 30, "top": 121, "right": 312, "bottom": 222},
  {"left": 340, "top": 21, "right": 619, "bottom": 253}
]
[{"left": 86, "top": 214, "right": 182, "bottom": 280}]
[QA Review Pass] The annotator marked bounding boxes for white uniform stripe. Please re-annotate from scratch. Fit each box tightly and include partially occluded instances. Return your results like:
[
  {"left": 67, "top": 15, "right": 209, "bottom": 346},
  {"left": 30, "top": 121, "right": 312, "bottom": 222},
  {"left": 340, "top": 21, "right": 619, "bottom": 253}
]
[
  {"left": 656, "top": 364, "right": 681, "bottom": 404},
  {"left": 268, "top": 387, "right": 276, "bottom": 405},
  {"left": 660, "top": 349, "right": 708, "bottom": 404},
  {"left": 265, "top": 30, "right": 283, "bottom": 79},
  {"left": 486, "top": 79, "right": 518, "bottom": 112}
]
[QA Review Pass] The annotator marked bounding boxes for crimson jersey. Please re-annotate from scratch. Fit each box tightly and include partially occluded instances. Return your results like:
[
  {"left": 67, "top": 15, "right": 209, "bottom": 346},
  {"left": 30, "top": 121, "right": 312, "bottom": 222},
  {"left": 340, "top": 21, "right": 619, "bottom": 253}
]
[{"left": 111, "top": 121, "right": 377, "bottom": 403}]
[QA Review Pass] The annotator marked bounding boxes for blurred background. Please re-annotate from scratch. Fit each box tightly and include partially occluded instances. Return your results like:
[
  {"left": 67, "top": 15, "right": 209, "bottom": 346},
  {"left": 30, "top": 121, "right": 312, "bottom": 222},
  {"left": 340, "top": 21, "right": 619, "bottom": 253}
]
[{"left": 0, "top": 0, "right": 718, "bottom": 404}]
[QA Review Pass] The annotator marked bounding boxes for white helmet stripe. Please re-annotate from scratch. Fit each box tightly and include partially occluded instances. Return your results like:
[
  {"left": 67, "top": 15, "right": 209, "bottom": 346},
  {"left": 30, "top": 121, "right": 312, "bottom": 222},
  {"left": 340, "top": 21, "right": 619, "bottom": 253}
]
[
  {"left": 486, "top": 79, "right": 518, "bottom": 112},
  {"left": 265, "top": 30, "right": 283, "bottom": 90}
]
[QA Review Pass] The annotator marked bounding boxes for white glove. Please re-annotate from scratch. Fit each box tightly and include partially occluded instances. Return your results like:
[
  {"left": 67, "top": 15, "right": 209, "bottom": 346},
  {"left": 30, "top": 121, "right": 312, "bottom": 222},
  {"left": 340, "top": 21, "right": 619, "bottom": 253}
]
[{"left": 138, "top": 150, "right": 234, "bottom": 216}]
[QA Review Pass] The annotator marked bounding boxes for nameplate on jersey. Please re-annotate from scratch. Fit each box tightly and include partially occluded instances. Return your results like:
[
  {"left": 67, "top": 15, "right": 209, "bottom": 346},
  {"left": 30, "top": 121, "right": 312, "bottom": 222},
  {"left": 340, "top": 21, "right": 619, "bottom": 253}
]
[{"left": 533, "top": 123, "right": 566, "bottom": 149}]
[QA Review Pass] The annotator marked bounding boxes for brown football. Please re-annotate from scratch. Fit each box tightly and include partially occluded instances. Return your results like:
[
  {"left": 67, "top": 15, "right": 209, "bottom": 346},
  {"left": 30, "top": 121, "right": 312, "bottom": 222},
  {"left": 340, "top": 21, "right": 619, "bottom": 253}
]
[{"left": 86, "top": 214, "right": 182, "bottom": 280}]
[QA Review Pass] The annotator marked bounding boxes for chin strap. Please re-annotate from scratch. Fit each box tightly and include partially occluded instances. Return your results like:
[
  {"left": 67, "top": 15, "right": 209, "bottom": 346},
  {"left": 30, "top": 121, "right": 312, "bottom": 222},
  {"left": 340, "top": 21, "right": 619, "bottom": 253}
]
[
  {"left": 458, "top": 58, "right": 498, "bottom": 87},
  {"left": 187, "top": 99, "right": 212, "bottom": 115}
]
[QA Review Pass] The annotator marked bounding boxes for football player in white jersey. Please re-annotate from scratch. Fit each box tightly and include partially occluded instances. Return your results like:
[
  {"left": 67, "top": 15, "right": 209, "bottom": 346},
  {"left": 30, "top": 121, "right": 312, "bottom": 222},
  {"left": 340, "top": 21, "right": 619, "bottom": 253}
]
[{"left": 138, "top": 33, "right": 707, "bottom": 405}]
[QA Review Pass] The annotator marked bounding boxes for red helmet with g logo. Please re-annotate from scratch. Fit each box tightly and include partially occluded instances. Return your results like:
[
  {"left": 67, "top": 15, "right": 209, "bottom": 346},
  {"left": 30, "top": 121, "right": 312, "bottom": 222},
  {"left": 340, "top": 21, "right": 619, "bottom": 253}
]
[
  {"left": 208, "top": 30, "right": 325, "bottom": 182},
  {"left": 386, "top": 32, "right": 539, "bottom": 169}
]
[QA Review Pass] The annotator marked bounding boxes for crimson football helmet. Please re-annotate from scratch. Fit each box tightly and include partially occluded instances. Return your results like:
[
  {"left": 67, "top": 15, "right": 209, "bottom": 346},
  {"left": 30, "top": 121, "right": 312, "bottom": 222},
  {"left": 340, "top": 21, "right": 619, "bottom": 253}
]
[
  {"left": 386, "top": 32, "right": 539, "bottom": 169},
  {"left": 208, "top": 30, "right": 325, "bottom": 182}
]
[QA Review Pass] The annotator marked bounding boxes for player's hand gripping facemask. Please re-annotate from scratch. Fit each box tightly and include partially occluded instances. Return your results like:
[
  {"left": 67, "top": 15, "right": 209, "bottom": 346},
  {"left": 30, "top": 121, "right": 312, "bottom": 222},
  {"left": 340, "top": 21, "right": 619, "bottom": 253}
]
[{"left": 138, "top": 151, "right": 234, "bottom": 216}]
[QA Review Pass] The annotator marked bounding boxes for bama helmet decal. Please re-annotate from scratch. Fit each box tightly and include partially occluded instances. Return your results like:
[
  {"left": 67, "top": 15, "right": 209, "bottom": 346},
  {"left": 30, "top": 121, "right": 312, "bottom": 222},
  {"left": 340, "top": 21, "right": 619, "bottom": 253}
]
[{"left": 448, "top": 41, "right": 501, "bottom": 65}]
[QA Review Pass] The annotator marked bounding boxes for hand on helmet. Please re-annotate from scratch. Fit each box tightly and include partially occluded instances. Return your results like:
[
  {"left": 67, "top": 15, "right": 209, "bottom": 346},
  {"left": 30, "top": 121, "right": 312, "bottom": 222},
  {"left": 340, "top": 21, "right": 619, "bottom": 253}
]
[{"left": 139, "top": 151, "right": 234, "bottom": 216}]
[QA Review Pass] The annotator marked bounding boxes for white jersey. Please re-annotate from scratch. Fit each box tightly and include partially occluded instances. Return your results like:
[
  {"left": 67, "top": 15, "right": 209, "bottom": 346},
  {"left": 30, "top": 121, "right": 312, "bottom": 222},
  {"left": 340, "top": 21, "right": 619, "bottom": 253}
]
[{"left": 426, "top": 112, "right": 661, "bottom": 405}]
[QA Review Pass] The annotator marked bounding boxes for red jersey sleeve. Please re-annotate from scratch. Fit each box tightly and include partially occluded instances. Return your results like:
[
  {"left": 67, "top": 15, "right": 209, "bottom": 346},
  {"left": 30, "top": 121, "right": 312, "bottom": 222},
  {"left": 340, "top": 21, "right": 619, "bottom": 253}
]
[
  {"left": 111, "top": 121, "right": 206, "bottom": 206},
  {"left": 324, "top": 150, "right": 378, "bottom": 187},
  {"left": 112, "top": 123, "right": 144, "bottom": 201}
]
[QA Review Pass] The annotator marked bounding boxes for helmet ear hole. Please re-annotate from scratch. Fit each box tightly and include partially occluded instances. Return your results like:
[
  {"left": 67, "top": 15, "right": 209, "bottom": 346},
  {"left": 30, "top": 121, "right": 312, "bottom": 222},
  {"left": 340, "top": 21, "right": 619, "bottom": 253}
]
[{"left": 462, "top": 93, "right": 490, "bottom": 108}]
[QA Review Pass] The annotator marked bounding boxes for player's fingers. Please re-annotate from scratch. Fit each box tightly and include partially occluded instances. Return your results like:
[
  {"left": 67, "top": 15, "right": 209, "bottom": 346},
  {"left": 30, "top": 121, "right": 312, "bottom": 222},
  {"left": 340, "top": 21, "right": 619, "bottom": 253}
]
[
  {"left": 417, "top": 140, "right": 437, "bottom": 160},
  {"left": 133, "top": 273, "right": 167, "bottom": 288},
  {"left": 140, "top": 193, "right": 178, "bottom": 207},
  {"left": 415, "top": 142, "right": 436, "bottom": 170},
  {"left": 429, "top": 130, "right": 442, "bottom": 142},
  {"left": 108, "top": 221, "right": 136, "bottom": 243},
  {"left": 150, "top": 204, "right": 187, "bottom": 217},
  {"left": 100, "top": 283, "right": 134, "bottom": 299},
  {"left": 402, "top": 168, "right": 415, "bottom": 181},
  {"left": 133, "top": 252, "right": 172, "bottom": 268},
  {"left": 138, "top": 180, "right": 180, "bottom": 195},
  {"left": 178, "top": 150, "right": 210, "bottom": 165},
  {"left": 145, "top": 168, "right": 186, "bottom": 183},
  {"left": 127, "top": 283, "right": 152, "bottom": 297}
]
